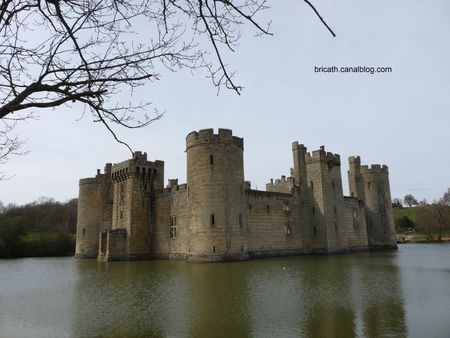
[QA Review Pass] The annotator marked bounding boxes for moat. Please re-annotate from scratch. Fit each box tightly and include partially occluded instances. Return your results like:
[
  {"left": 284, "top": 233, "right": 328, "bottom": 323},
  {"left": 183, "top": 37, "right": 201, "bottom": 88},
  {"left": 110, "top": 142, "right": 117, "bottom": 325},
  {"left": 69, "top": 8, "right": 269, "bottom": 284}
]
[{"left": 1, "top": 244, "right": 449, "bottom": 338}]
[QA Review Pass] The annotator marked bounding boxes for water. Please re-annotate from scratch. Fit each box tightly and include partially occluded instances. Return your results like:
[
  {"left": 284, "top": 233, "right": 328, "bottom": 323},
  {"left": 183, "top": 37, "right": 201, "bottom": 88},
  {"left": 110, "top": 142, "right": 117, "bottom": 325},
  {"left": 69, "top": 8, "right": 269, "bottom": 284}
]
[{"left": 1, "top": 244, "right": 449, "bottom": 338}]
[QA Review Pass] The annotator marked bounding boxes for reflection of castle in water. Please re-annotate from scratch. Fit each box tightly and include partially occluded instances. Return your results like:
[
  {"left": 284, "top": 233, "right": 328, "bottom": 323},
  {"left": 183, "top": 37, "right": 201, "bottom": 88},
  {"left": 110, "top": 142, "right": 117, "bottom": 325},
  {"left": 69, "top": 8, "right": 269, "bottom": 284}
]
[
  {"left": 75, "top": 128, "right": 397, "bottom": 262},
  {"left": 71, "top": 255, "right": 407, "bottom": 337}
]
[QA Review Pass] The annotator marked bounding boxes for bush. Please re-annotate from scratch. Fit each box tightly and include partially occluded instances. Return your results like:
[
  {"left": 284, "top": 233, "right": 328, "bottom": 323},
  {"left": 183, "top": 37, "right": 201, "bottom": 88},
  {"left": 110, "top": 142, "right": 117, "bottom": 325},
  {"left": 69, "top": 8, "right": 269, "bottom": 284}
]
[{"left": 395, "top": 215, "right": 415, "bottom": 231}]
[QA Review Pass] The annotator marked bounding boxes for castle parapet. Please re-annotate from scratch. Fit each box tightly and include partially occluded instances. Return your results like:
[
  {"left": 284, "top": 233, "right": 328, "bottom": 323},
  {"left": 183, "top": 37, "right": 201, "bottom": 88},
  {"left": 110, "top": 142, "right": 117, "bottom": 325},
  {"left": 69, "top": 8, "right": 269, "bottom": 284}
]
[
  {"left": 111, "top": 151, "right": 164, "bottom": 183},
  {"left": 360, "top": 164, "right": 389, "bottom": 174},
  {"left": 186, "top": 128, "right": 243, "bottom": 150},
  {"left": 292, "top": 141, "right": 306, "bottom": 151},
  {"left": 305, "top": 146, "right": 341, "bottom": 166}
]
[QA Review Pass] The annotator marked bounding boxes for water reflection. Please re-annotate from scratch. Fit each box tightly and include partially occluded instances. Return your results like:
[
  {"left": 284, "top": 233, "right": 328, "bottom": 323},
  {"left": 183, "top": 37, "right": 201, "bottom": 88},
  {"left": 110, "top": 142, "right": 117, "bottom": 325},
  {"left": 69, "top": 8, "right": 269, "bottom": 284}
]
[
  {"left": 71, "top": 252, "right": 408, "bottom": 338},
  {"left": 2, "top": 245, "right": 449, "bottom": 337}
]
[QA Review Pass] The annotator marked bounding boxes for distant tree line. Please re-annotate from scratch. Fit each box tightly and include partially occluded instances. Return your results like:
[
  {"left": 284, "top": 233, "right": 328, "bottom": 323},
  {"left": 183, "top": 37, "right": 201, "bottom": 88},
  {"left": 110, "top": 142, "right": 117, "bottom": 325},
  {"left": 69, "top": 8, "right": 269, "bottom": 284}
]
[
  {"left": 0, "top": 197, "right": 77, "bottom": 258},
  {"left": 393, "top": 188, "right": 450, "bottom": 242}
]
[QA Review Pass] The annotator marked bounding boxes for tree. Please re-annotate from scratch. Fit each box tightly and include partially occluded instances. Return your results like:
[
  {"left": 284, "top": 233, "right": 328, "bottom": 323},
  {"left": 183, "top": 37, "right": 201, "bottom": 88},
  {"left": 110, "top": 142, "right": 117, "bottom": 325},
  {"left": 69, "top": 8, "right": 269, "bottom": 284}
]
[
  {"left": 0, "top": 215, "right": 27, "bottom": 257},
  {"left": 392, "top": 198, "right": 402, "bottom": 208},
  {"left": 441, "top": 188, "right": 450, "bottom": 206},
  {"left": 0, "top": 0, "right": 335, "bottom": 160},
  {"left": 415, "top": 188, "right": 450, "bottom": 242},
  {"left": 403, "top": 194, "right": 418, "bottom": 208}
]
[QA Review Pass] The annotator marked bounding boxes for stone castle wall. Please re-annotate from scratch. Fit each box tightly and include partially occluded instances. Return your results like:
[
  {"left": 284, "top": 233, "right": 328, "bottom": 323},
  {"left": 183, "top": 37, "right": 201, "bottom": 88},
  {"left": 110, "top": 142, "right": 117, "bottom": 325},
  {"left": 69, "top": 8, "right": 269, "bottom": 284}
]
[
  {"left": 75, "top": 128, "right": 397, "bottom": 262},
  {"left": 153, "top": 184, "right": 189, "bottom": 259}
]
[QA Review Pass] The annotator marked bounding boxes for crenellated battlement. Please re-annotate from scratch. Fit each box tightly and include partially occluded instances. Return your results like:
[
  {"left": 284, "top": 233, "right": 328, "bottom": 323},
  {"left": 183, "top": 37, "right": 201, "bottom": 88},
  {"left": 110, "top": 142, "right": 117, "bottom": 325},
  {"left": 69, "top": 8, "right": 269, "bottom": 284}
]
[
  {"left": 305, "top": 146, "right": 341, "bottom": 166},
  {"left": 266, "top": 175, "right": 295, "bottom": 194},
  {"left": 186, "top": 128, "right": 243, "bottom": 150},
  {"left": 348, "top": 156, "right": 361, "bottom": 165},
  {"left": 292, "top": 141, "right": 307, "bottom": 151},
  {"left": 111, "top": 151, "right": 164, "bottom": 182},
  {"left": 360, "top": 164, "right": 389, "bottom": 175},
  {"left": 162, "top": 182, "right": 188, "bottom": 194}
]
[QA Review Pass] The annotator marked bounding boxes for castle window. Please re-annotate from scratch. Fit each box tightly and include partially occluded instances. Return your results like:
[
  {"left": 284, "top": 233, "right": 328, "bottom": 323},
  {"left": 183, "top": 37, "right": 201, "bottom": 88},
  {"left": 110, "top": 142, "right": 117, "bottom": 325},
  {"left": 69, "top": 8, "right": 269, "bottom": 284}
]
[
  {"left": 210, "top": 154, "right": 214, "bottom": 165},
  {"left": 313, "top": 226, "right": 317, "bottom": 236},
  {"left": 213, "top": 246, "right": 216, "bottom": 253},
  {"left": 352, "top": 209, "right": 357, "bottom": 226},
  {"left": 310, "top": 181, "right": 314, "bottom": 191},
  {"left": 333, "top": 205, "right": 337, "bottom": 215},
  {"left": 266, "top": 205, "right": 270, "bottom": 214},
  {"left": 82, "top": 228, "right": 86, "bottom": 237},
  {"left": 210, "top": 214, "right": 215, "bottom": 226},
  {"left": 312, "top": 206, "right": 315, "bottom": 214},
  {"left": 241, "top": 245, "right": 244, "bottom": 252},
  {"left": 239, "top": 214, "right": 243, "bottom": 227},
  {"left": 170, "top": 225, "right": 177, "bottom": 238},
  {"left": 171, "top": 215, "right": 176, "bottom": 227},
  {"left": 120, "top": 184, "right": 124, "bottom": 205},
  {"left": 120, "top": 211, "right": 123, "bottom": 219},
  {"left": 368, "top": 181, "right": 371, "bottom": 190},
  {"left": 248, "top": 204, "right": 252, "bottom": 213},
  {"left": 284, "top": 224, "right": 291, "bottom": 235}
]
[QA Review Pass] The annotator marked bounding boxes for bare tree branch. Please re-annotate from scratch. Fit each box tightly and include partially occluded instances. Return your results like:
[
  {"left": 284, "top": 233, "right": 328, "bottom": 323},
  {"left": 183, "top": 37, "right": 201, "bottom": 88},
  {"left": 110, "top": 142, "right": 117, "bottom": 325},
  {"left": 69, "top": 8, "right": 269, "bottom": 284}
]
[{"left": 0, "top": 0, "right": 336, "bottom": 175}]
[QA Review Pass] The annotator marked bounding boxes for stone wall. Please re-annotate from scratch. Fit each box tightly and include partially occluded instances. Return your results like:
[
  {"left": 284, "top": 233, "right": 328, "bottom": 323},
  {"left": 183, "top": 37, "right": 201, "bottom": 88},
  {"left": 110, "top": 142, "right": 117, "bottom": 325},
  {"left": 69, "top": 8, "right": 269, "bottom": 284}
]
[
  {"left": 153, "top": 184, "right": 189, "bottom": 259},
  {"left": 246, "top": 190, "right": 304, "bottom": 256},
  {"left": 342, "top": 197, "right": 369, "bottom": 251}
]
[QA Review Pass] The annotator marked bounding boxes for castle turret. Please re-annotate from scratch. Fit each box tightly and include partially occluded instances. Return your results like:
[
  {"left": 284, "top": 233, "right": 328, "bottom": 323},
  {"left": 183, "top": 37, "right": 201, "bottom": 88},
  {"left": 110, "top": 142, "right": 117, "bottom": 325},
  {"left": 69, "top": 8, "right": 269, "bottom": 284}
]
[
  {"left": 186, "top": 128, "right": 247, "bottom": 261},
  {"left": 305, "top": 146, "right": 348, "bottom": 253},
  {"left": 348, "top": 158, "right": 397, "bottom": 249},
  {"left": 292, "top": 141, "right": 308, "bottom": 190},
  {"left": 75, "top": 164, "right": 112, "bottom": 258}
]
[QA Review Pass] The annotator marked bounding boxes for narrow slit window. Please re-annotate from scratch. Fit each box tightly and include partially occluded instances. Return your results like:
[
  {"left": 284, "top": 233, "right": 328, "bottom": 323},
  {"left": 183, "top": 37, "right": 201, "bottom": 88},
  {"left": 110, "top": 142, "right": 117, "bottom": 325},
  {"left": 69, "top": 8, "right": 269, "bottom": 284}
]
[
  {"left": 266, "top": 205, "right": 270, "bottom": 214},
  {"left": 210, "top": 214, "right": 215, "bottom": 226},
  {"left": 210, "top": 154, "right": 214, "bottom": 165}
]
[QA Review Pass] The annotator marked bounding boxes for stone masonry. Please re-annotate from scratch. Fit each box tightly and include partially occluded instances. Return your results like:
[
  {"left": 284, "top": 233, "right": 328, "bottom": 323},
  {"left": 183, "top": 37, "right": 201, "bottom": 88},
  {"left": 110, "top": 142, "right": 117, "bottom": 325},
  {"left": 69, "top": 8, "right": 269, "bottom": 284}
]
[{"left": 75, "top": 128, "right": 397, "bottom": 262}]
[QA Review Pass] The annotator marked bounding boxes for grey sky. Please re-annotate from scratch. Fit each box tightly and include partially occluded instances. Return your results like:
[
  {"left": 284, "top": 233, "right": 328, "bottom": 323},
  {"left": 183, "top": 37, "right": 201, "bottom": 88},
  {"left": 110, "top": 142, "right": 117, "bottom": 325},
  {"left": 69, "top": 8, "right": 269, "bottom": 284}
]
[{"left": 1, "top": 0, "right": 449, "bottom": 205}]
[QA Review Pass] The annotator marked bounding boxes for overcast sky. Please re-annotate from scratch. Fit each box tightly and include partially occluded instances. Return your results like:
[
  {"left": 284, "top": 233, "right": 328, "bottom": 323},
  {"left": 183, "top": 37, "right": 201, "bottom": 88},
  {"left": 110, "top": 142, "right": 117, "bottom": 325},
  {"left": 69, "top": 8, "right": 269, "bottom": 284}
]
[{"left": 1, "top": 0, "right": 449, "bottom": 205}]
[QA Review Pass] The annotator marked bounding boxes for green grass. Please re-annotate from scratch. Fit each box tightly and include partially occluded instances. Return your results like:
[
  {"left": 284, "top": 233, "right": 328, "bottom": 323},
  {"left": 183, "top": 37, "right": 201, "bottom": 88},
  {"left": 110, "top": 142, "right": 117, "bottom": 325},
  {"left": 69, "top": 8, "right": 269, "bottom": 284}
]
[{"left": 393, "top": 207, "right": 417, "bottom": 222}]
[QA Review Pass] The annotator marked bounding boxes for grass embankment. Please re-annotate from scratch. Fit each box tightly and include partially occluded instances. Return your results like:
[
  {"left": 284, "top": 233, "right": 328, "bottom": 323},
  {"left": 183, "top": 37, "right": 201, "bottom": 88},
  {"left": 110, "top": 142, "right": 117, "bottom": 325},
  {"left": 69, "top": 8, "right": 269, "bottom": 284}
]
[{"left": 393, "top": 207, "right": 450, "bottom": 243}]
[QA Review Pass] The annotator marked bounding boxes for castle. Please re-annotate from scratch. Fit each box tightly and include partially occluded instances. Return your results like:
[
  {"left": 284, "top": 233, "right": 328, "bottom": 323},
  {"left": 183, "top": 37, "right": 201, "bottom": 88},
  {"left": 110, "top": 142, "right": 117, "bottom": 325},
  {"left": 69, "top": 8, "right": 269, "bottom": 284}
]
[{"left": 75, "top": 128, "right": 397, "bottom": 262}]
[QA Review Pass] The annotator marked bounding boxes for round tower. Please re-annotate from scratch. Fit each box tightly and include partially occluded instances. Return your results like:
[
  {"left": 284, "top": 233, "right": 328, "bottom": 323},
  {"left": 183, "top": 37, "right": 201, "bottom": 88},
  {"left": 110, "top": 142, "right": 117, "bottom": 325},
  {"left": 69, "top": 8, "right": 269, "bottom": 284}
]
[
  {"left": 359, "top": 165, "right": 397, "bottom": 249},
  {"left": 75, "top": 164, "right": 112, "bottom": 258},
  {"left": 186, "top": 128, "right": 247, "bottom": 261}
]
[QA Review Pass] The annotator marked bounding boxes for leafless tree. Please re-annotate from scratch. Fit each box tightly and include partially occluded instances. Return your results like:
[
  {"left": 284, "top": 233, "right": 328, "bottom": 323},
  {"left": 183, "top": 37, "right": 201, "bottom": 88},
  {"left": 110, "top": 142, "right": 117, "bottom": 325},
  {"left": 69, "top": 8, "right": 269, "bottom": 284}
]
[
  {"left": 403, "top": 194, "right": 418, "bottom": 208},
  {"left": 0, "top": 0, "right": 334, "bottom": 158},
  {"left": 415, "top": 188, "right": 450, "bottom": 242}
]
